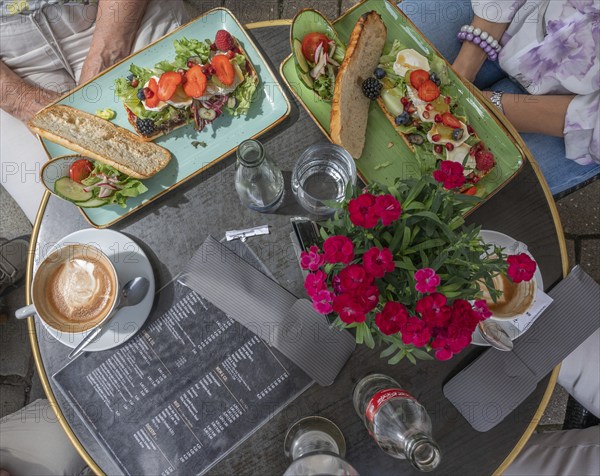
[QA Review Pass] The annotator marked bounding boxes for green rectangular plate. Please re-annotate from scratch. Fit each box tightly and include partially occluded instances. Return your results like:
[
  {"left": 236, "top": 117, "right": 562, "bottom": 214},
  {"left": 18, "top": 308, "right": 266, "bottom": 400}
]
[
  {"left": 280, "top": 0, "right": 524, "bottom": 201},
  {"left": 40, "top": 8, "right": 290, "bottom": 228}
]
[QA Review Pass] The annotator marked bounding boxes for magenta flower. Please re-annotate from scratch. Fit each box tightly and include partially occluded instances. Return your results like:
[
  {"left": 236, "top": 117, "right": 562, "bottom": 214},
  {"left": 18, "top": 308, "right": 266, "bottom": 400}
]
[
  {"left": 414, "top": 268, "right": 441, "bottom": 294},
  {"left": 399, "top": 317, "right": 431, "bottom": 348},
  {"left": 348, "top": 193, "right": 379, "bottom": 229},
  {"left": 374, "top": 194, "right": 402, "bottom": 226},
  {"left": 311, "top": 289, "right": 335, "bottom": 314},
  {"left": 300, "top": 245, "right": 325, "bottom": 271},
  {"left": 375, "top": 301, "right": 409, "bottom": 336},
  {"left": 473, "top": 300, "right": 492, "bottom": 320},
  {"left": 337, "top": 264, "right": 373, "bottom": 293},
  {"left": 507, "top": 253, "right": 537, "bottom": 283},
  {"left": 355, "top": 285, "right": 380, "bottom": 313},
  {"left": 304, "top": 270, "right": 327, "bottom": 299},
  {"left": 415, "top": 293, "right": 452, "bottom": 327},
  {"left": 363, "top": 247, "right": 395, "bottom": 278},
  {"left": 323, "top": 235, "right": 355, "bottom": 264},
  {"left": 433, "top": 160, "right": 466, "bottom": 190},
  {"left": 332, "top": 293, "right": 366, "bottom": 324}
]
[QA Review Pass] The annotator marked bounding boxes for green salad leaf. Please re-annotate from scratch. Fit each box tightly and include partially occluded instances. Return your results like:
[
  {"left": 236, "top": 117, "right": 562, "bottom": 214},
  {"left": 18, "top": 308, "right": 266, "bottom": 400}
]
[
  {"left": 82, "top": 162, "right": 148, "bottom": 208},
  {"left": 173, "top": 37, "right": 210, "bottom": 69}
]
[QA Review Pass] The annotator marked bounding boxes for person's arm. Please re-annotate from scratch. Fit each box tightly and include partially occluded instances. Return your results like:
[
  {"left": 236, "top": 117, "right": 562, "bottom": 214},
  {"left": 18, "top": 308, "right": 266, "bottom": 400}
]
[
  {"left": 0, "top": 60, "right": 61, "bottom": 122},
  {"left": 481, "top": 91, "right": 575, "bottom": 137},
  {"left": 452, "top": 15, "right": 509, "bottom": 83},
  {"left": 78, "top": 0, "right": 149, "bottom": 84}
]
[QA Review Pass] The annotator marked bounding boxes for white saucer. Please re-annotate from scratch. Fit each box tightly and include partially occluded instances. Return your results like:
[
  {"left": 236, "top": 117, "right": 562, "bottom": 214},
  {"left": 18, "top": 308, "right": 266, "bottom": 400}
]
[
  {"left": 36, "top": 228, "right": 155, "bottom": 351},
  {"left": 471, "top": 230, "right": 544, "bottom": 346}
]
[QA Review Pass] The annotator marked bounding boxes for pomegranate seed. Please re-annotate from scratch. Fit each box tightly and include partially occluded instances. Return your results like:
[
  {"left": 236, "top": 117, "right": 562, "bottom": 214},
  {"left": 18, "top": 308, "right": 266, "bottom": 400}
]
[
  {"left": 432, "top": 134, "right": 441, "bottom": 142},
  {"left": 434, "top": 144, "right": 443, "bottom": 154},
  {"left": 131, "top": 79, "right": 139, "bottom": 88},
  {"left": 467, "top": 125, "right": 475, "bottom": 134},
  {"left": 446, "top": 142, "right": 454, "bottom": 151},
  {"left": 434, "top": 114, "right": 442, "bottom": 123},
  {"left": 425, "top": 103, "right": 434, "bottom": 111},
  {"left": 469, "top": 147, "right": 477, "bottom": 156},
  {"left": 401, "top": 97, "right": 409, "bottom": 106},
  {"left": 210, "top": 42, "right": 217, "bottom": 51},
  {"left": 412, "top": 120, "right": 419, "bottom": 127},
  {"left": 444, "top": 96, "right": 451, "bottom": 104},
  {"left": 226, "top": 50, "right": 235, "bottom": 59},
  {"left": 423, "top": 111, "right": 430, "bottom": 119},
  {"left": 472, "top": 176, "right": 480, "bottom": 183},
  {"left": 407, "top": 106, "right": 416, "bottom": 114},
  {"left": 187, "top": 60, "right": 194, "bottom": 68}
]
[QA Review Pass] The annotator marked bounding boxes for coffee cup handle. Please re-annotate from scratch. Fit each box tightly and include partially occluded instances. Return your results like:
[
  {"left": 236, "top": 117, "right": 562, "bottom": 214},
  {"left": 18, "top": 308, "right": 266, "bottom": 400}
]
[{"left": 15, "top": 304, "right": 36, "bottom": 320}]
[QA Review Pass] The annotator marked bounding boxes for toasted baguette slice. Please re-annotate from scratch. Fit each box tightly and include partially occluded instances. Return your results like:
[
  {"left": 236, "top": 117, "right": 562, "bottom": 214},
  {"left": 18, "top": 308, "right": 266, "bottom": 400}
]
[
  {"left": 330, "top": 11, "right": 387, "bottom": 159},
  {"left": 29, "top": 105, "right": 171, "bottom": 179}
]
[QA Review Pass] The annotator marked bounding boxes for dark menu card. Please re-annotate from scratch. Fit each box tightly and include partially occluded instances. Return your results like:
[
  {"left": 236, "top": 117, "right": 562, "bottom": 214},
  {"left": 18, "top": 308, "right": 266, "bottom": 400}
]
[{"left": 53, "top": 279, "right": 313, "bottom": 475}]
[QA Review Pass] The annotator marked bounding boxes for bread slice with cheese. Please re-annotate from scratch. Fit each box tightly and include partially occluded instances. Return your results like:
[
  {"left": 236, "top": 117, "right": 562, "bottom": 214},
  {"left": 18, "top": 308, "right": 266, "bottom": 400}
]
[
  {"left": 29, "top": 105, "right": 172, "bottom": 179},
  {"left": 330, "top": 11, "right": 387, "bottom": 159}
]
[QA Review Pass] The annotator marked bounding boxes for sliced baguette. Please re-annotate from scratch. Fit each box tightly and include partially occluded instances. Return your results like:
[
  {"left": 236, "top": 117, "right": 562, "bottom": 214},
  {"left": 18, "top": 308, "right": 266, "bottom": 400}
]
[
  {"left": 330, "top": 11, "right": 387, "bottom": 159},
  {"left": 28, "top": 105, "right": 171, "bottom": 179}
]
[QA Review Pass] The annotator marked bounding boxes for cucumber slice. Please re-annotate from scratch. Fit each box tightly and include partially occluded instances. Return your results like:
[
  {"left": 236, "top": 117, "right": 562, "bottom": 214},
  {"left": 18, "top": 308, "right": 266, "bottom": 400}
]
[
  {"left": 381, "top": 89, "right": 405, "bottom": 117},
  {"left": 294, "top": 39, "right": 309, "bottom": 73},
  {"left": 76, "top": 197, "right": 109, "bottom": 208},
  {"left": 54, "top": 177, "right": 92, "bottom": 202},
  {"left": 299, "top": 72, "right": 314, "bottom": 89}
]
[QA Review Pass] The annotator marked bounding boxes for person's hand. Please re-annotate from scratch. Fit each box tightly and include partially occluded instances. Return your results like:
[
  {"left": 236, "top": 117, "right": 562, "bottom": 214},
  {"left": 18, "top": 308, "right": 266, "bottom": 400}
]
[
  {"left": 78, "top": 42, "right": 130, "bottom": 84},
  {"left": 19, "top": 87, "right": 62, "bottom": 122}
]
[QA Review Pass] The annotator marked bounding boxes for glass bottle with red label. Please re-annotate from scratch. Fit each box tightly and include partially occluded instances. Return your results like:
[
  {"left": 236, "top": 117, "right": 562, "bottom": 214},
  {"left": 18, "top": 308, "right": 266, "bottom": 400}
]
[{"left": 353, "top": 373, "right": 441, "bottom": 472}]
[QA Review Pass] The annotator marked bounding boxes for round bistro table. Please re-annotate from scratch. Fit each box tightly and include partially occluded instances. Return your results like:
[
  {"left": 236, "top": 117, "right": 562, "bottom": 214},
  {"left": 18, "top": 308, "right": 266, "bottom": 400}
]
[{"left": 26, "top": 22, "right": 567, "bottom": 476}]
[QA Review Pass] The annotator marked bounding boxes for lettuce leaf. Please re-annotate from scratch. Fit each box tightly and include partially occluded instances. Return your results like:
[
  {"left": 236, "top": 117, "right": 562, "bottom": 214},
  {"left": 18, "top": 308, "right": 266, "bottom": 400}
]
[
  {"left": 429, "top": 54, "right": 450, "bottom": 86},
  {"left": 82, "top": 162, "right": 148, "bottom": 208},
  {"left": 173, "top": 37, "right": 210, "bottom": 69},
  {"left": 313, "top": 74, "right": 333, "bottom": 100}
]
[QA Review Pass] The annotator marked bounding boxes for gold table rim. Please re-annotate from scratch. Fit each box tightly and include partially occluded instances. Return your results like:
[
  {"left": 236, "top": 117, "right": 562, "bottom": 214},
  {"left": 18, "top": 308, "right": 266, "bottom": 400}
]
[{"left": 25, "top": 13, "right": 567, "bottom": 476}]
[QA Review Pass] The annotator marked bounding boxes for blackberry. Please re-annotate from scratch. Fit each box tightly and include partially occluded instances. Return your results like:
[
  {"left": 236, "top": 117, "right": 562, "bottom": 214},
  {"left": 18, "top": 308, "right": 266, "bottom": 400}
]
[
  {"left": 374, "top": 67, "right": 386, "bottom": 79},
  {"left": 136, "top": 88, "right": 146, "bottom": 101},
  {"left": 362, "top": 77, "right": 382, "bottom": 100},
  {"left": 136, "top": 118, "right": 156, "bottom": 136}
]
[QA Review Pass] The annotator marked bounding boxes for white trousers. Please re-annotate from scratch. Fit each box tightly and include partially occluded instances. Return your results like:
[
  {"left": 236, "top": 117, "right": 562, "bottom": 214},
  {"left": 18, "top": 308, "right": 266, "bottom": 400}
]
[{"left": 0, "top": 1, "right": 187, "bottom": 223}]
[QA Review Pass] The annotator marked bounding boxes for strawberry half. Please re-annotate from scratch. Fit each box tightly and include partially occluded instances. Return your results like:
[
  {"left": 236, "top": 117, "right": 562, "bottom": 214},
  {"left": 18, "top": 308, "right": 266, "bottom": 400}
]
[
  {"left": 441, "top": 112, "right": 461, "bottom": 129},
  {"left": 417, "top": 80, "right": 440, "bottom": 102},
  {"left": 410, "top": 69, "right": 430, "bottom": 89},
  {"left": 215, "top": 29, "right": 235, "bottom": 51}
]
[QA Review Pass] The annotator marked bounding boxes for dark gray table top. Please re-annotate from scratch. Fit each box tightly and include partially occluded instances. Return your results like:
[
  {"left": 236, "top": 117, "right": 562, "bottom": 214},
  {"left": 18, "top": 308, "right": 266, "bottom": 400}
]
[{"left": 29, "top": 25, "right": 565, "bottom": 476}]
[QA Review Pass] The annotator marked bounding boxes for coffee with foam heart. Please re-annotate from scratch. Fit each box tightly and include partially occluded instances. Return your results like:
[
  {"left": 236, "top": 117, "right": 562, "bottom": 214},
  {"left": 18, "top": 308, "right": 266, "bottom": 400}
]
[{"left": 33, "top": 244, "right": 118, "bottom": 333}]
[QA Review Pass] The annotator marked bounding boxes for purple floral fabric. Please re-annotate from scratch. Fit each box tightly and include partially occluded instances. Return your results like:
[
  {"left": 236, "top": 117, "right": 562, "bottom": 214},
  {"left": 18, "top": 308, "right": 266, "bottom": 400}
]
[{"left": 472, "top": 1, "right": 600, "bottom": 165}]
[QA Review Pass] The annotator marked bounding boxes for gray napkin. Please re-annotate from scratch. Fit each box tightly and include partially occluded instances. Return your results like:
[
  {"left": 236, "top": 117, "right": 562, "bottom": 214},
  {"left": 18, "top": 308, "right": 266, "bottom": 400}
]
[
  {"left": 444, "top": 266, "right": 600, "bottom": 432},
  {"left": 178, "top": 236, "right": 356, "bottom": 386}
]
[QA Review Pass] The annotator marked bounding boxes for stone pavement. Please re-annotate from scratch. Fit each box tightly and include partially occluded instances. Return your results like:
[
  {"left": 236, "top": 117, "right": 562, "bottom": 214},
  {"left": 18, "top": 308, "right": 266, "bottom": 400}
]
[{"left": 1, "top": 0, "right": 598, "bottom": 436}]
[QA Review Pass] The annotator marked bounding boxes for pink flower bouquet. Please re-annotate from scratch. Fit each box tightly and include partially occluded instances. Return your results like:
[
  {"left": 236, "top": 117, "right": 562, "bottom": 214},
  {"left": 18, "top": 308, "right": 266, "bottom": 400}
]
[{"left": 300, "top": 175, "right": 536, "bottom": 364}]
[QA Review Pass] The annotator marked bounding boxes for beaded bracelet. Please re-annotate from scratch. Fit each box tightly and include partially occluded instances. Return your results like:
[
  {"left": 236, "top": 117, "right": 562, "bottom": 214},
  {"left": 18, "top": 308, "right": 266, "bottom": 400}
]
[{"left": 457, "top": 24, "right": 501, "bottom": 61}]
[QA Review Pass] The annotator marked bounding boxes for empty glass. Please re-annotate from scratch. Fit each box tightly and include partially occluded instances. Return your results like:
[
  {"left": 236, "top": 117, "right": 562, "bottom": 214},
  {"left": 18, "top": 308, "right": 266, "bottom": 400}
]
[{"left": 291, "top": 143, "right": 356, "bottom": 217}]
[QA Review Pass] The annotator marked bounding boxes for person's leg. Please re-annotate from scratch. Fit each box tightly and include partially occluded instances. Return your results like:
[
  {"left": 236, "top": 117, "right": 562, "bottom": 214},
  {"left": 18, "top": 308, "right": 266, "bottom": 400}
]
[
  {"left": 0, "top": 236, "right": 29, "bottom": 297},
  {"left": 0, "top": 399, "right": 87, "bottom": 476},
  {"left": 503, "top": 425, "right": 600, "bottom": 476},
  {"left": 397, "top": 0, "right": 506, "bottom": 89},
  {"left": 488, "top": 78, "right": 600, "bottom": 196}
]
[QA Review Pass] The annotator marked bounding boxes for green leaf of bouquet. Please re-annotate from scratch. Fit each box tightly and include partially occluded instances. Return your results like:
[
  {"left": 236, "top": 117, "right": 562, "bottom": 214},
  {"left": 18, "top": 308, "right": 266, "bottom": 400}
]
[
  {"left": 410, "top": 348, "right": 435, "bottom": 360},
  {"left": 322, "top": 199, "right": 344, "bottom": 209},
  {"left": 388, "top": 350, "right": 406, "bottom": 365},
  {"left": 380, "top": 343, "right": 398, "bottom": 358},
  {"left": 355, "top": 324, "right": 364, "bottom": 344},
  {"left": 319, "top": 226, "right": 329, "bottom": 241},
  {"left": 406, "top": 352, "right": 417, "bottom": 364},
  {"left": 363, "top": 325, "right": 375, "bottom": 349},
  {"left": 401, "top": 227, "right": 411, "bottom": 251},
  {"left": 405, "top": 201, "right": 425, "bottom": 211}
]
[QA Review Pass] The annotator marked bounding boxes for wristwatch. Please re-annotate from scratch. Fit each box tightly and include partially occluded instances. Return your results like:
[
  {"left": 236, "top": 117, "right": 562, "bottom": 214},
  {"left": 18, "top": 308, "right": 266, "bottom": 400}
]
[{"left": 490, "top": 91, "right": 505, "bottom": 114}]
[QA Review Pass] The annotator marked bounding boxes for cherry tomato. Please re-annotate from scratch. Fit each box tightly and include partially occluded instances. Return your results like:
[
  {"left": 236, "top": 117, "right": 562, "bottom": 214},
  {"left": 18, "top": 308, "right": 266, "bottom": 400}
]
[
  {"left": 145, "top": 77, "right": 160, "bottom": 108},
  {"left": 301, "top": 33, "right": 330, "bottom": 62},
  {"left": 183, "top": 65, "right": 207, "bottom": 98},
  {"left": 157, "top": 71, "right": 183, "bottom": 101},
  {"left": 69, "top": 159, "right": 93, "bottom": 183},
  {"left": 211, "top": 55, "right": 235, "bottom": 86}
]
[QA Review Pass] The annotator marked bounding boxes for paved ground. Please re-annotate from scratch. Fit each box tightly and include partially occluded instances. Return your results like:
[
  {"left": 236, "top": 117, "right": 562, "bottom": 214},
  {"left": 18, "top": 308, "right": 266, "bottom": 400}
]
[{"left": 1, "top": 0, "right": 598, "bottom": 445}]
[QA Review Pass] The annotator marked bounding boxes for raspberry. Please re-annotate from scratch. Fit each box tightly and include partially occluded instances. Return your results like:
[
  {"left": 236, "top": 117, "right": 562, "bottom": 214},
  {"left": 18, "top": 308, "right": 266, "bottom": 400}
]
[
  {"left": 475, "top": 150, "right": 495, "bottom": 172},
  {"left": 215, "top": 30, "right": 235, "bottom": 51}
]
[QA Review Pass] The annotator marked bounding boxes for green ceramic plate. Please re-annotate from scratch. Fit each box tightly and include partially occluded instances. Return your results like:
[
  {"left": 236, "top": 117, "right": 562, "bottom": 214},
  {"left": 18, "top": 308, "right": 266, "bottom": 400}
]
[
  {"left": 280, "top": 0, "right": 524, "bottom": 202},
  {"left": 39, "top": 8, "right": 290, "bottom": 228}
]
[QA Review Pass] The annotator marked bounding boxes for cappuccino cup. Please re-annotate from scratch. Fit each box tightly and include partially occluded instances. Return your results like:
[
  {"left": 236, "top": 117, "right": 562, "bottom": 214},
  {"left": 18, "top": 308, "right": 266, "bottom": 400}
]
[
  {"left": 479, "top": 273, "right": 537, "bottom": 320},
  {"left": 16, "top": 244, "right": 119, "bottom": 333}
]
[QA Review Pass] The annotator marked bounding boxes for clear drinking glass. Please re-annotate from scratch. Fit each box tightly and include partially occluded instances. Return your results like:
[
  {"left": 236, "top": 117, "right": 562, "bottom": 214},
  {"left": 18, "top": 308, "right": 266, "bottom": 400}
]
[
  {"left": 291, "top": 143, "right": 356, "bottom": 217},
  {"left": 283, "top": 416, "right": 360, "bottom": 476},
  {"left": 235, "top": 139, "right": 284, "bottom": 213}
]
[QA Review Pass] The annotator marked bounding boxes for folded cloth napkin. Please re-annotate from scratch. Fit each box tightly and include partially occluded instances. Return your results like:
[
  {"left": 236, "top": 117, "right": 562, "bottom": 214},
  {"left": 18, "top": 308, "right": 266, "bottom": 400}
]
[
  {"left": 444, "top": 266, "right": 600, "bottom": 432},
  {"left": 178, "top": 236, "right": 356, "bottom": 386}
]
